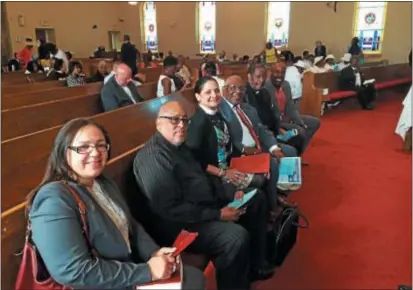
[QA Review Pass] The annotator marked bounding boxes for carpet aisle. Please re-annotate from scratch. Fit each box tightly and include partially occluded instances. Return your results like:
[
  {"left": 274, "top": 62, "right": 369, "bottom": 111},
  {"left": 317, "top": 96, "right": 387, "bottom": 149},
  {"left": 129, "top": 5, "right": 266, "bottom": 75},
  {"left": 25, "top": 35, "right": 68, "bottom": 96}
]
[{"left": 259, "top": 93, "right": 412, "bottom": 289}]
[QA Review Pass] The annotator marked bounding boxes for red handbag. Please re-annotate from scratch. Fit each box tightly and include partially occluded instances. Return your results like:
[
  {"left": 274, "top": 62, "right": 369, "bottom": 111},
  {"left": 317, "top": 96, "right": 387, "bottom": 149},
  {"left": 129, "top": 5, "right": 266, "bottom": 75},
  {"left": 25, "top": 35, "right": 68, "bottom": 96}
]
[{"left": 15, "top": 182, "right": 94, "bottom": 290}]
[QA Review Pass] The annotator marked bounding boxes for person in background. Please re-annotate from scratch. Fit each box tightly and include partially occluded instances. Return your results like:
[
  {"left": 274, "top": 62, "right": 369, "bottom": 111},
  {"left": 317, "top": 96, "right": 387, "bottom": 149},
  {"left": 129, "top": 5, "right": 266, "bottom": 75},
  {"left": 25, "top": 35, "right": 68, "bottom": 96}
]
[
  {"left": 337, "top": 53, "right": 351, "bottom": 71},
  {"left": 37, "top": 37, "right": 48, "bottom": 60},
  {"left": 324, "top": 54, "right": 337, "bottom": 71},
  {"left": 93, "top": 45, "right": 106, "bottom": 58},
  {"left": 314, "top": 40, "right": 327, "bottom": 58},
  {"left": 177, "top": 55, "right": 192, "bottom": 84},
  {"left": 66, "top": 61, "right": 86, "bottom": 87},
  {"left": 65, "top": 51, "right": 73, "bottom": 62},
  {"left": 218, "top": 50, "right": 226, "bottom": 62},
  {"left": 48, "top": 43, "right": 69, "bottom": 74},
  {"left": 25, "top": 117, "right": 205, "bottom": 290},
  {"left": 348, "top": 37, "right": 364, "bottom": 63},
  {"left": 7, "top": 53, "right": 21, "bottom": 72},
  {"left": 203, "top": 61, "right": 225, "bottom": 93},
  {"left": 262, "top": 42, "right": 280, "bottom": 65},
  {"left": 101, "top": 63, "right": 144, "bottom": 112},
  {"left": 308, "top": 56, "right": 326, "bottom": 73},
  {"left": 25, "top": 60, "right": 44, "bottom": 74},
  {"left": 285, "top": 56, "right": 305, "bottom": 105},
  {"left": 201, "top": 54, "right": 221, "bottom": 77},
  {"left": 46, "top": 58, "right": 66, "bottom": 81},
  {"left": 17, "top": 38, "right": 34, "bottom": 69},
  {"left": 302, "top": 51, "right": 312, "bottom": 69},
  {"left": 120, "top": 34, "right": 139, "bottom": 76},
  {"left": 157, "top": 56, "right": 191, "bottom": 98},
  {"left": 339, "top": 54, "right": 376, "bottom": 110},
  {"left": 87, "top": 60, "right": 109, "bottom": 83}
]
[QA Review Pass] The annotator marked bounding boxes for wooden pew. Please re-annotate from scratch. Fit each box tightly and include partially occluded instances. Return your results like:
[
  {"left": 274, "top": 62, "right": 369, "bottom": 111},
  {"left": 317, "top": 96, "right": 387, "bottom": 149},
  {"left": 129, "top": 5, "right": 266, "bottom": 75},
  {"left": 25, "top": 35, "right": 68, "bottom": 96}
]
[
  {"left": 2, "top": 82, "right": 103, "bottom": 111},
  {"left": 1, "top": 89, "right": 200, "bottom": 290},
  {"left": 301, "top": 63, "right": 412, "bottom": 117},
  {"left": 2, "top": 72, "right": 47, "bottom": 86},
  {"left": 1, "top": 82, "right": 159, "bottom": 141},
  {"left": 2, "top": 80, "right": 66, "bottom": 96}
]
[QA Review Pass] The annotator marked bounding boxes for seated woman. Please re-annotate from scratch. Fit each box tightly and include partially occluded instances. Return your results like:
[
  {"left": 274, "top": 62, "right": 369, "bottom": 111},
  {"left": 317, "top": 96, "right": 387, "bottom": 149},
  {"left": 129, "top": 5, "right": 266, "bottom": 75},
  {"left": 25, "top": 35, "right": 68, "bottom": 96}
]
[
  {"left": 157, "top": 56, "right": 190, "bottom": 98},
  {"left": 66, "top": 61, "right": 86, "bottom": 87},
  {"left": 25, "top": 60, "right": 44, "bottom": 74},
  {"left": 24, "top": 118, "right": 205, "bottom": 289},
  {"left": 46, "top": 58, "right": 67, "bottom": 81},
  {"left": 186, "top": 77, "right": 285, "bottom": 222}
]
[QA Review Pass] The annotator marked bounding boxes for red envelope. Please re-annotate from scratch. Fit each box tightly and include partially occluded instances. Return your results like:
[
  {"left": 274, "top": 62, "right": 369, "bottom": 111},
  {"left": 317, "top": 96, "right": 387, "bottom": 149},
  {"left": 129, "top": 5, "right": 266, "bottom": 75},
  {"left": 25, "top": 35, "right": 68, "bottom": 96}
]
[{"left": 230, "top": 153, "right": 270, "bottom": 174}]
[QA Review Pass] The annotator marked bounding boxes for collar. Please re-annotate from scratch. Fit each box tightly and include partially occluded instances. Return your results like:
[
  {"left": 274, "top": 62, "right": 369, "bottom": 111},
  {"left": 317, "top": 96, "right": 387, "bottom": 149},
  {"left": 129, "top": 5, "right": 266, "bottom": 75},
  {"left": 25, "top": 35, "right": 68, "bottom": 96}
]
[
  {"left": 246, "top": 83, "right": 262, "bottom": 95},
  {"left": 199, "top": 104, "right": 218, "bottom": 115},
  {"left": 223, "top": 97, "right": 238, "bottom": 109}
]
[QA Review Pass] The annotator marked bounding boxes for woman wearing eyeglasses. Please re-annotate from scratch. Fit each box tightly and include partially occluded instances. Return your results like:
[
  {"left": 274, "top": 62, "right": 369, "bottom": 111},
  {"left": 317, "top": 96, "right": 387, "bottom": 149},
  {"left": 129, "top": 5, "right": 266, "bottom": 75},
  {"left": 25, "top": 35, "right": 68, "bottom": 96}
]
[{"left": 23, "top": 118, "right": 205, "bottom": 289}]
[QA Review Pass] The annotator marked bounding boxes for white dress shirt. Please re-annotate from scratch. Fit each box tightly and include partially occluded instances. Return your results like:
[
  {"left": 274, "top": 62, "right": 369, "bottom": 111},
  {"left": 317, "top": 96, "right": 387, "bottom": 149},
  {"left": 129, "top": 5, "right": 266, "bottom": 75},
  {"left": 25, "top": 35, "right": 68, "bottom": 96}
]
[
  {"left": 285, "top": 66, "right": 303, "bottom": 100},
  {"left": 122, "top": 86, "right": 136, "bottom": 104},
  {"left": 352, "top": 66, "right": 362, "bottom": 87},
  {"left": 223, "top": 98, "right": 279, "bottom": 151},
  {"left": 337, "top": 62, "right": 349, "bottom": 71}
]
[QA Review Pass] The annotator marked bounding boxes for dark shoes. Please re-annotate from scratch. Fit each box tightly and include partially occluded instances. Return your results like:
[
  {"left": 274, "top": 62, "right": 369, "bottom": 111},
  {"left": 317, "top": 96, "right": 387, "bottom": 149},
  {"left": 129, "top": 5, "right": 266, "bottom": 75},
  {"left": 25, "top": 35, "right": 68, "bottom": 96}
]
[{"left": 250, "top": 262, "right": 275, "bottom": 282}]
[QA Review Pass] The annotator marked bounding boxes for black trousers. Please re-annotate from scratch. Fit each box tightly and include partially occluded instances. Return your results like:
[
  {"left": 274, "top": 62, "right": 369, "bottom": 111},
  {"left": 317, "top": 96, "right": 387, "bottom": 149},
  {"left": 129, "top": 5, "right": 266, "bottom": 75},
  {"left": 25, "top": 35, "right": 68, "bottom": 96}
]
[
  {"left": 184, "top": 191, "right": 268, "bottom": 290},
  {"left": 356, "top": 83, "right": 376, "bottom": 108}
]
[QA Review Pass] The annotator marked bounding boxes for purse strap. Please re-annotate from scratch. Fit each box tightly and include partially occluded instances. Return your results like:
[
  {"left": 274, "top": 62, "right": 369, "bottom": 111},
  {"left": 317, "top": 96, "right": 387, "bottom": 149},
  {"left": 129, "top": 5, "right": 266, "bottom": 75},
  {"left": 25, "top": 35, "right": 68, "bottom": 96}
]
[{"left": 25, "top": 182, "right": 95, "bottom": 255}]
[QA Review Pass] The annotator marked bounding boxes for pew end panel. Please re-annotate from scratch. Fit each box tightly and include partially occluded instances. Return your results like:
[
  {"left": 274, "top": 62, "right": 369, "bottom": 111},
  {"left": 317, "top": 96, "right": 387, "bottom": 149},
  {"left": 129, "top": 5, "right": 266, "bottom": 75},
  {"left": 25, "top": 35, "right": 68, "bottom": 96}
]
[{"left": 300, "top": 72, "right": 324, "bottom": 117}]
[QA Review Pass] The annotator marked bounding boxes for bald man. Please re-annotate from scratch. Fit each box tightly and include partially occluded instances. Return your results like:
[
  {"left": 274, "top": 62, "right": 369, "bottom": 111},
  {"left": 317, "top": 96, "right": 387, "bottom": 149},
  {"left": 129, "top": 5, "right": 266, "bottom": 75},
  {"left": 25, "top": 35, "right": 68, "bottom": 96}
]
[
  {"left": 134, "top": 101, "right": 271, "bottom": 289},
  {"left": 100, "top": 63, "right": 144, "bottom": 112},
  {"left": 264, "top": 62, "right": 320, "bottom": 158}
]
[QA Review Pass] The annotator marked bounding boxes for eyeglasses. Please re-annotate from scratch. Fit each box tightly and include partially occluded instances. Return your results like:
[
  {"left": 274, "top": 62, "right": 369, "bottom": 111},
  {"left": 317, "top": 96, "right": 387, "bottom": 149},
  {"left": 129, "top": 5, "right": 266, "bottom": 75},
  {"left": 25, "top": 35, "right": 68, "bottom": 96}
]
[
  {"left": 68, "top": 143, "right": 110, "bottom": 154},
  {"left": 158, "top": 116, "right": 191, "bottom": 126},
  {"left": 225, "top": 84, "right": 246, "bottom": 93}
]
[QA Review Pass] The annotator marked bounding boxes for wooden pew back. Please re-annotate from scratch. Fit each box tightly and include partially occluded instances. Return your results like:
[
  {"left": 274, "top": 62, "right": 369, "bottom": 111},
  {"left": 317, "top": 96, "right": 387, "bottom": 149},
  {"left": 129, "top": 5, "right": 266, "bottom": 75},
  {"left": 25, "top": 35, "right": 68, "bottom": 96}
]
[
  {"left": 2, "top": 80, "right": 65, "bottom": 96},
  {"left": 2, "top": 82, "right": 103, "bottom": 111}
]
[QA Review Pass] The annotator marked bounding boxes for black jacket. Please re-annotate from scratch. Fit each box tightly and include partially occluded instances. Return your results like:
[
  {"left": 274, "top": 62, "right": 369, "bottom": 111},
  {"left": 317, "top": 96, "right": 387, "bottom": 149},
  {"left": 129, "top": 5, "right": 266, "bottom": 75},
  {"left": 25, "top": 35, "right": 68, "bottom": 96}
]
[
  {"left": 339, "top": 65, "right": 365, "bottom": 91},
  {"left": 120, "top": 42, "right": 139, "bottom": 74}
]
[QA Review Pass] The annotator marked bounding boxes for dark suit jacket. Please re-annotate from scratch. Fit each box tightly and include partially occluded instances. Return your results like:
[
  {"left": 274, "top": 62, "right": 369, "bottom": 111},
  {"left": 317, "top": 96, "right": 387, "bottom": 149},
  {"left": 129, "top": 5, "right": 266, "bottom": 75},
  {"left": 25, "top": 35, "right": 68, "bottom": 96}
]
[
  {"left": 264, "top": 80, "right": 305, "bottom": 126},
  {"left": 120, "top": 42, "right": 139, "bottom": 74},
  {"left": 29, "top": 176, "right": 159, "bottom": 289},
  {"left": 314, "top": 45, "right": 327, "bottom": 57},
  {"left": 339, "top": 65, "right": 365, "bottom": 91},
  {"left": 100, "top": 77, "right": 144, "bottom": 112},
  {"left": 186, "top": 107, "right": 238, "bottom": 171},
  {"left": 244, "top": 84, "right": 280, "bottom": 134},
  {"left": 219, "top": 99, "right": 278, "bottom": 152}
]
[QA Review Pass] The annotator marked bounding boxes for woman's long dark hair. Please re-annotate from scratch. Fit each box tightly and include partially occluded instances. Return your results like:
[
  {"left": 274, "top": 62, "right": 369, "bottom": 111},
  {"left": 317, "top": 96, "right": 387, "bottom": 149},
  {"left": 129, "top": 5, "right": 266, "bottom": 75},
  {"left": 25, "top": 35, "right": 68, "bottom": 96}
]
[{"left": 25, "top": 118, "right": 111, "bottom": 214}]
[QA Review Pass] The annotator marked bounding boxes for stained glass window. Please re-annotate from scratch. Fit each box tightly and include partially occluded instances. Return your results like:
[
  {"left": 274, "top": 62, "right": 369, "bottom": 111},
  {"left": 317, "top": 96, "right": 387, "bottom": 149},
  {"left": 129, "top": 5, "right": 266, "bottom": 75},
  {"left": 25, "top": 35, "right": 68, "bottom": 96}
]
[
  {"left": 266, "top": 2, "right": 291, "bottom": 48},
  {"left": 198, "top": 2, "right": 216, "bottom": 54},
  {"left": 142, "top": 2, "right": 158, "bottom": 52},
  {"left": 353, "top": 2, "right": 387, "bottom": 53}
]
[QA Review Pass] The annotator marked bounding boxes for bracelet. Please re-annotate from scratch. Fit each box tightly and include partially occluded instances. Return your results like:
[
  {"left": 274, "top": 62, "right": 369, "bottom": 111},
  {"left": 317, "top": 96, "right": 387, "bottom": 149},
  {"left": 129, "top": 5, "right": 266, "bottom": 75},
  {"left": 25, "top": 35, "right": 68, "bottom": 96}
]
[{"left": 218, "top": 168, "right": 226, "bottom": 178}]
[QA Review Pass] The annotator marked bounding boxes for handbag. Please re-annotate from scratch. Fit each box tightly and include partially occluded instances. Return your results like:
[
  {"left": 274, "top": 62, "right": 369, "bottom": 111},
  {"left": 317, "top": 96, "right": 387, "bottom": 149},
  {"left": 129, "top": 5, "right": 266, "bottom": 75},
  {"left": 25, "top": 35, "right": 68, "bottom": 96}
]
[
  {"left": 15, "top": 182, "right": 94, "bottom": 290},
  {"left": 267, "top": 207, "right": 309, "bottom": 267}
]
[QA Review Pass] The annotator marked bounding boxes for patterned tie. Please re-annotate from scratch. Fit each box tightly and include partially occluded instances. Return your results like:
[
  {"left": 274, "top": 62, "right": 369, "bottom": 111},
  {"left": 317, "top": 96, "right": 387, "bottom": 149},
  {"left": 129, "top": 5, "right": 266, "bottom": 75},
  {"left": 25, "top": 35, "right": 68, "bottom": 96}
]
[{"left": 234, "top": 105, "right": 262, "bottom": 152}]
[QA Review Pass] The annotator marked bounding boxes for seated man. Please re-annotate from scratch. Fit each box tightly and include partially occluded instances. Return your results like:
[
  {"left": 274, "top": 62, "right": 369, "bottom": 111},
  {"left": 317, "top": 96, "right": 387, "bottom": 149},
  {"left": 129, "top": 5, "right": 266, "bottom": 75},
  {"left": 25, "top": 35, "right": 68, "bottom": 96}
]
[
  {"left": 245, "top": 63, "right": 305, "bottom": 157},
  {"left": 339, "top": 54, "right": 376, "bottom": 110},
  {"left": 104, "top": 60, "right": 142, "bottom": 86},
  {"left": 100, "top": 63, "right": 144, "bottom": 112},
  {"left": 219, "top": 75, "right": 297, "bottom": 211},
  {"left": 264, "top": 62, "right": 321, "bottom": 162},
  {"left": 134, "top": 101, "right": 272, "bottom": 290}
]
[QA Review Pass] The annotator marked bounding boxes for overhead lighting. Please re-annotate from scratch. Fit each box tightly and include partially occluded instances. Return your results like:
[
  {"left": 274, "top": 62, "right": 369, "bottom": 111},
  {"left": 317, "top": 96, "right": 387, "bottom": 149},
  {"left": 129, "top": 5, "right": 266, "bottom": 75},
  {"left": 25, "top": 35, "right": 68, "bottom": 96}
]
[{"left": 128, "top": 2, "right": 138, "bottom": 5}]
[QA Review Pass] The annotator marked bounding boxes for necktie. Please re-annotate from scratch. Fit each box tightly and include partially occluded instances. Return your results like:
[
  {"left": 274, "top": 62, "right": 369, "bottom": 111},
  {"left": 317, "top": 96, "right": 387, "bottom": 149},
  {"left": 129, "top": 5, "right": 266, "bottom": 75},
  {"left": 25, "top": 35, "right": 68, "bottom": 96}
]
[
  {"left": 234, "top": 105, "right": 262, "bottom": 152},
  {"left": 275, "top": 88, "right": 286, "bottom": 115}
]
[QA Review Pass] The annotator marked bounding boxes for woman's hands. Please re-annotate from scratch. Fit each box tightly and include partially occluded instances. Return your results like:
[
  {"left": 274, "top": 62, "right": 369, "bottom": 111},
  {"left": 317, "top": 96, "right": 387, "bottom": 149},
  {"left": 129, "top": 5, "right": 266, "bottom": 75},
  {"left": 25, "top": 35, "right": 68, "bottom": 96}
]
[{"left": 147, "top": 247, "right": 178, "bottom": 281}]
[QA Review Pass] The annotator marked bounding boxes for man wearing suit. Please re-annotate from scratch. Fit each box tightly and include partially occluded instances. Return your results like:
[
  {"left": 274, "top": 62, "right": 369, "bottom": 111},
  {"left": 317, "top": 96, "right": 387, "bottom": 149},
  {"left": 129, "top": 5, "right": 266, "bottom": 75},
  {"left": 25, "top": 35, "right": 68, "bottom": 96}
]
[
  {"left": 264, "top": 63, "right": 320, "bottom": 159},
  {"left": 339, "top": 54, "right": 376, "bottom": 110},
  {"left": 219, "top": 75, "right": 297, "bottom": 210},
  {"left": 314, "top": 40, "right": 327, "bottom": 58},
  {"left": 100, "top": 63, "right": 144, "bottom": 112},
  {"left": 120, "top": 34, "right": 140, "bottom": 76},
  {"left": 134, "top": 101, "right": 271, "bottom": 289}
]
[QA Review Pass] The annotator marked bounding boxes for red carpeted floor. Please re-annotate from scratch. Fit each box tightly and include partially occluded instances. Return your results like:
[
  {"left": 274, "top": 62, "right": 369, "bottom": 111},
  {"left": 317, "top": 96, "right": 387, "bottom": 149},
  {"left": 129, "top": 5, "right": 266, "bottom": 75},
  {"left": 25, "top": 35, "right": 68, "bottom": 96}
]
[{"left": 257, "top": 92, "right": 412, "bottom": 290}]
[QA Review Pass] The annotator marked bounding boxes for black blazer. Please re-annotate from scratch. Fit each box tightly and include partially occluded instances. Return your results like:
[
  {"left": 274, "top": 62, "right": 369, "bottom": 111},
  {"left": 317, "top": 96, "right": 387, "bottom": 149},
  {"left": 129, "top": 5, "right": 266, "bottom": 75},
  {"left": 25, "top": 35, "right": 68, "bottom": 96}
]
[
  {"left": 100, "top": 77, "right": 144, "bottom": 112},
  {"left": 314, "top": 45, "right": 327, "bottom": 58},
  {"left": 186, "top": 107, "right": 238, "bottom": 171},
  {"left": 339, "top": 65, "right": 365, "bottom": 91},
  {"left": 120, "top": 42, "right": 139, "bottom": 74}
]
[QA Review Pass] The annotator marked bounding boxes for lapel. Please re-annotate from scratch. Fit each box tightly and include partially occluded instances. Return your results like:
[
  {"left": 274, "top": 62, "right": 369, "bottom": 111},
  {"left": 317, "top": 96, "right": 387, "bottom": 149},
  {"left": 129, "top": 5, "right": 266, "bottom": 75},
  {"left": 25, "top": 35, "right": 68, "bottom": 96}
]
[
  {"left": 219, "top": 99, "right": 243, "bottom": 143},
  {"left": 111, "top": 78, "right": 138, "bottom": 103}
]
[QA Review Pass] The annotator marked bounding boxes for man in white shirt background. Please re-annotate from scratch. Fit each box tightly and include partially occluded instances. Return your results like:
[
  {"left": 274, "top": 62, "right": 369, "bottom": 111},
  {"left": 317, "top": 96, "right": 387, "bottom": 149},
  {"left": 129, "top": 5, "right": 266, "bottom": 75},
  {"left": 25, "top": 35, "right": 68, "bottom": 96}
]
[
  {"left": 337, "top": 53, "right": 351, "bottom": 71},
  {"left": 285, "top": 56, "right": 306, "bottom": 105}
]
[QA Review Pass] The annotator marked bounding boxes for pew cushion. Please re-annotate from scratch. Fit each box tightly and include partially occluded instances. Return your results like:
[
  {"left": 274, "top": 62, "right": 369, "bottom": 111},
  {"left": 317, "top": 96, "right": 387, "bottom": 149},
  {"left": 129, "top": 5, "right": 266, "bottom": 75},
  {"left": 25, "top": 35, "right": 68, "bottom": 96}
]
[
  {"left": 181, "top": 252, "right": 210, "bottom": 270},
  {"left": 375, "top": 77, "right": 412, "bottom": 90},
  {"left": 326, "top": 90, "right": 356, "bottom": 101}
]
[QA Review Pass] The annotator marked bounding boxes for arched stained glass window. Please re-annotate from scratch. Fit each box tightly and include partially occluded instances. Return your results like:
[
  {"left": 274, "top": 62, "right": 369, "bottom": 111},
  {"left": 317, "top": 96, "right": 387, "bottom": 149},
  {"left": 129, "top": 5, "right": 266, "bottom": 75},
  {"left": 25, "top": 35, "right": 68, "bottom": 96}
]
[
  {"left": 142, "top": 2, "right": 158, "bottom": 52},
  {"left": 266, "top": 2, "right": 291, "bottom": 48},
  {"left": 198, "top": 2, "right": 216, "bottom": 54},
  {"left": 353, "top": 2, "right": 387, "bottom": 54}
]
